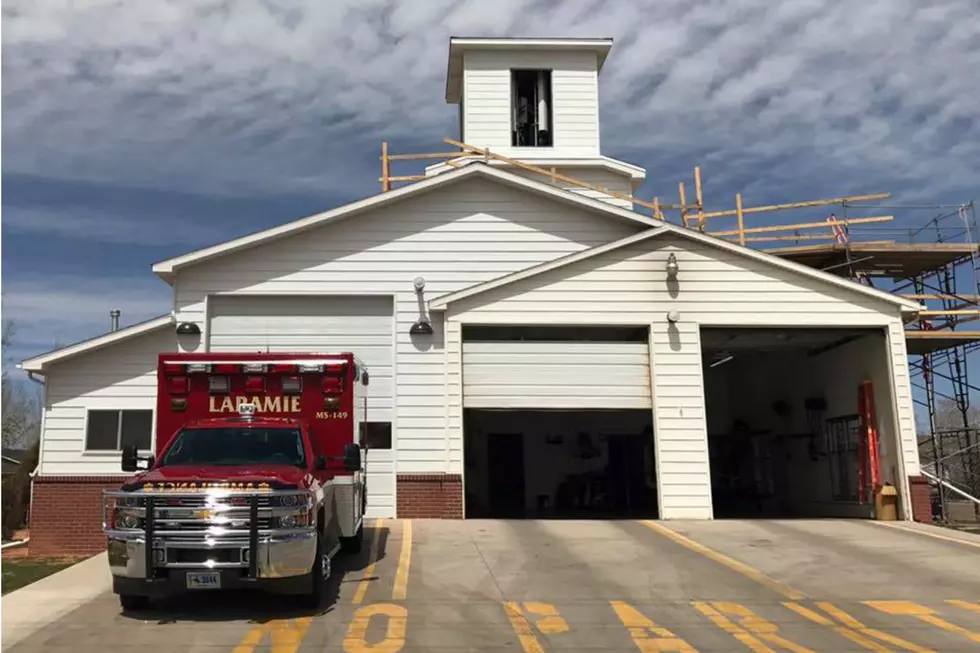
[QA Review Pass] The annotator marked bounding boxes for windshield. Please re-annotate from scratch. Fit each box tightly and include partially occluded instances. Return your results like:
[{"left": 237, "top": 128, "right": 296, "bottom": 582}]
[{"left": 160, "top": 426, "right": 307, "bottom": 467}]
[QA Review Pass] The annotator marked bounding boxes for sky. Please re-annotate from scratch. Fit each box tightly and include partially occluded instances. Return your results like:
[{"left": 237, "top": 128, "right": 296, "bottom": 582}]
[{"left": 3, "top": 0, "right": 980, "bottom": 389}]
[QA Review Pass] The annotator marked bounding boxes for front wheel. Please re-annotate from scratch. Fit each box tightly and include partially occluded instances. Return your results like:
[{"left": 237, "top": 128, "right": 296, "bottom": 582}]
[
  {"left": 299, "top": 533, "right": 328, "bottom": 609},
  {"left": 340, "top": 523, "right": 364, "bottom": 554}
]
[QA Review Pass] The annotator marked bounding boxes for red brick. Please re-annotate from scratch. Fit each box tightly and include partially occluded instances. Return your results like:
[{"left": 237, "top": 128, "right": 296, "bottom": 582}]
[
  {"left": 396, "top": 474, "right": 463, "bottom": 518},
  {"left": 908, "top": 475, "right": 933, "bottom": 523},
  {"left": 30, "top": 476, "right": 130, "bottom": 555}
]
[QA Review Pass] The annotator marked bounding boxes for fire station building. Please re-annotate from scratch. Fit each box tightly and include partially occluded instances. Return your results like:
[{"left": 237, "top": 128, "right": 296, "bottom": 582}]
[{"left": 21, "top": 37, "right": 928, "bottom": 555}]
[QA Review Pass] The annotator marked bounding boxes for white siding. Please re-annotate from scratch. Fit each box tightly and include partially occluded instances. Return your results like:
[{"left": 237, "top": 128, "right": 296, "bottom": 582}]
[
  {"left": 462, "top": 341, "right": 651, "bottom": 409},
  {"left": 507, "top": 167, "right": 634, "bottom": 209},
  {"left": 462, "top": 49, "right": 600, "bottom": 158},
  {"left": 39, "top": 326, "right": 175, "bottom": 476},
  {"left": 173, "top": 177, "right": 641, "bottom": 478},
  {"left": 446, "top": 234, "right": 917, "bottom": 519},
  {"left": 207, "top": 294, "right": 396, "bottom": 517}
]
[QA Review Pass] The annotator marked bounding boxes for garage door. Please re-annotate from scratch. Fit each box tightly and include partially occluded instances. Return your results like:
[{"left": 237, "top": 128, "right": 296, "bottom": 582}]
[
  {"left": 208, "top": 295, "right": 395, "bottom": 518},
  {"left": 462, "top": 326, "right": 652, "bottom": 409}
]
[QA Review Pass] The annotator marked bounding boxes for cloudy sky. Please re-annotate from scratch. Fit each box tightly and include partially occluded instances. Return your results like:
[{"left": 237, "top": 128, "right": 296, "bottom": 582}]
[{"left": 3, "top": 0, "right": 979, "bottom": 366}]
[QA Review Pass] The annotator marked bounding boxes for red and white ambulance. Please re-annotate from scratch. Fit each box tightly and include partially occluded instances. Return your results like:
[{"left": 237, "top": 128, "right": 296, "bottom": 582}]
[{"left": 103, "top": 352, "right": 369, "bottom": 610}]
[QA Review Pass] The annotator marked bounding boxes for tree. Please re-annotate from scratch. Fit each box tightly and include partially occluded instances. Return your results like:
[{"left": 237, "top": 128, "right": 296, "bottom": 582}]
[
  {"left": 1, "top": 321, "right": 40, "bottom": 448},
  {"left": 1, "top": 321, "right": 42, "bottom": 539}
]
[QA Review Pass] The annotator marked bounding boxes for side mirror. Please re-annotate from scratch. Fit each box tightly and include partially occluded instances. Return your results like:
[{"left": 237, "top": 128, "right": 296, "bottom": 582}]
[
  {"left": 362, "top": 371, "right": 370, "bottom": 386},
  {"left": 315, "top": 455, "right": 327, "bottom": 471},
  {"left": 121, "top": 445, "right": 139, "bottom": 473},
  {"left": 343, "top": 443, "right": 362, "bottom": 471}
]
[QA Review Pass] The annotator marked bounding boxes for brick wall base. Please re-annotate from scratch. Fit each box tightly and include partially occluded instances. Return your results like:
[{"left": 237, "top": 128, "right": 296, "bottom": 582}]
[
  {"left": 31, "top": 476, "right": 130, "bottom": 556},
  {"left": 908, "top": 475, "right": 933, "bottom": 523},
  {"left": 396, "top": 474, "right": 463, "bottom": 518}
]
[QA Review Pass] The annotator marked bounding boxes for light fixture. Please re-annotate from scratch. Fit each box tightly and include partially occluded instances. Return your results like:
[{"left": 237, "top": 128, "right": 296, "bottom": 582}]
[
  {"left": 413, "top": 276, "right": 426, "bottom": 293},
  {"left": 666, "top": 253, "right": 679, "bottom": 279},
  {"left": 666, "top": 310, "right": 680, "bottom": 323},
  {"left": 176, "top": 322, "right": 201, "bottom": 335},
  {"left": 409, "top": 320, "right": 434, "bottom": 335}
]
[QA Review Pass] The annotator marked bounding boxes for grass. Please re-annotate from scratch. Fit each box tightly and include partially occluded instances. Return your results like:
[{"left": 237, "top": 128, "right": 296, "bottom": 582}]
[{"left": 1, "top": 556, "right": 78, "bottom": 595}]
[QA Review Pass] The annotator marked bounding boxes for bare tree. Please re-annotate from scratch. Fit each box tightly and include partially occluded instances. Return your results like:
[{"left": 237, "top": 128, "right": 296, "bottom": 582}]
[{"left": 1, "top": 321, "right": 41, "bottom": 448}]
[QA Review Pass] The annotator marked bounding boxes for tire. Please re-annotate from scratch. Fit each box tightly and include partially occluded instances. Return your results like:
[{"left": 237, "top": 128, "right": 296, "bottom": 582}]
[
  {"left": 340, "top": 523, "right": 364, "bottom": 554},
  {"left": 118, "top": 594, "right": 150, "bottom": 611},
  {"left": 298, "top": 532, "right": 326, "bottom": 610}
]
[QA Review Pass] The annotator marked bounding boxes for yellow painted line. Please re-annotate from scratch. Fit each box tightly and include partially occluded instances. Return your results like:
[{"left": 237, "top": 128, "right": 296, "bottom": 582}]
[
  {"left": 343, "top": 603, "right": 407, "bottom": 653},
  {"left": 233, "top": 618, "right": 313, "bottom": 653},
  {"left": 610, "top": 600, "right": 699, "bottom": 652},
  {"left": 869, "top": 521, "right": 980, "bottom": 549},
  {"left": 710, "top": 602, "right": 815, "bottom": 653},
  {"left": 523, "top": 602, "right": 569, "bottom": 635},
  {"left": 392, "top": 519, "right": 412, "bottom": 600},
  {"left": 352, "top": 518, "right": 384, "bottom": 605},
  {"left": 866, "top": 600, "right": 980, "bottom": 644},
  {"left": 816, "top": 602, "right": 936, "bottom": 653},
  {"left": 504, "top": 602, "right": 546, "bottom": 653},
  {"left": 642, "top": 521, "right": 806, "bottom": 600},
  {"left": 691, "top": 602, "right": 775, "bottom": 653},
  {"left": 783, "top": 602, "right": 890, "bottom": 652},
  {"left": 948, "top": 600, "right": 980, "bottom": 613}
]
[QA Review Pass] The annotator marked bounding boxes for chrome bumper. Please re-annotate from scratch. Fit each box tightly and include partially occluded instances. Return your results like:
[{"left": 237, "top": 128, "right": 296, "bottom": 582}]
[{"left": 106, "top": 529, "right": 317, "bottom": 580}]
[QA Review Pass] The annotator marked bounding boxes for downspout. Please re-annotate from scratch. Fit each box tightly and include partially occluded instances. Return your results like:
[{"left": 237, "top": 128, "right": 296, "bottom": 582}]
[{"left": 26, "top": 370, "right": 45, "bottom": 535}]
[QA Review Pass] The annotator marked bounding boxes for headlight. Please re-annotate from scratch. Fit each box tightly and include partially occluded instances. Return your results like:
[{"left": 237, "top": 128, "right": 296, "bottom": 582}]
[
  {"left": 118, "top": 512, "right": 141, "bottom": 529},
  {"left": 279, "top": 494, "right": 298, "bottom": 507},
  {"left": 279, "top": 514, "right": 297, "bottom": 528},
  {"left": 116, "top": 496, "right": 140, "bottom": 507}
]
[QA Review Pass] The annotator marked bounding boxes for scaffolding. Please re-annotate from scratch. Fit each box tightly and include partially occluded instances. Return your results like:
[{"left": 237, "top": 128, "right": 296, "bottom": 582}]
[{"left": 380, "top": 139, "right": 980, "bottom": 520}]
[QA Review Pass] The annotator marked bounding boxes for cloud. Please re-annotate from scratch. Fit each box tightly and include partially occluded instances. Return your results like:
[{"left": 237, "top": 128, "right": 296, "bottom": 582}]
[
  {"left": 3, "top": 0, "right": 977, "bottom": 208},
  {"left": 2, "top": 274, "right": 171, "bottom": 362},
  {"left": 3, "top": 205, "right": 229, "bottom": 246}
]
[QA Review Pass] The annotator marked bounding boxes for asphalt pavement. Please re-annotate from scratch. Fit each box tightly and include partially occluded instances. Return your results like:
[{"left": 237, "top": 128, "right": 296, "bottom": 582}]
[{"left": 5, "top": 518, "right": 980, "bottom": 652}]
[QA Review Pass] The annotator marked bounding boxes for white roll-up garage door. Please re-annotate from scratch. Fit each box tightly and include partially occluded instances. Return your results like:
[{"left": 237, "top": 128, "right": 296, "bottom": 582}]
[
  {"left": 462, "top": 328, "right": 652, "bottom": 409},
  {"left": 208, "top": 295, "right": 395, "bottom": 518}
]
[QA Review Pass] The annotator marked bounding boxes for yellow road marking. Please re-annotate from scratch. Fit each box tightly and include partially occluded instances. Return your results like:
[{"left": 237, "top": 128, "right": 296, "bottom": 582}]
[
  {"left": 866, "top": 600, "right": 980, "bottom": 644},
  {"left": 948, "top": 600, "right": 980, "bottom": 613},
  {"left": 710, "top": 602, "right": 815, "bottom": 653},
  {"left": 691, "top": 602, "right": 775, "bottom": 653},
  {"left": 523, "top": 602, "right": 569, "bottom": 634},
  {"left": 352, "top": 518, "right": 384, "bottom": 605},
  {"left": 611, "top": 600, "right": 700, "bottom": 652},
  {"left": 343, "top": 603, "right": 407, "bottom": 653},
  {"left": 392, "top": 519, "right": 412, "bottom": 601},
  {"left": 784, "top": 603, "right": 891, "bottom": 652},
  {"left": 642, "top": 521, "right": 806, "bottom": 600},
  {"left": 232, "top": 617, "right": 313, "bottom": 653},
  {"left": 816, "top": 601, "right": 865, "bottom": 629},
  {"left": 504, "top": 602, "right": 547, "bottom": 653},
  {"left": 868, "top": 521, "right": 980, "bottom": 549}
]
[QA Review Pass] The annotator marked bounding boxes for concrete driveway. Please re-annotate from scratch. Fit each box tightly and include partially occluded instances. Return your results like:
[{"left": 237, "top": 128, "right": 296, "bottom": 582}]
[{"left": 6, "top": 519, "right": 980, "bottom": 652}]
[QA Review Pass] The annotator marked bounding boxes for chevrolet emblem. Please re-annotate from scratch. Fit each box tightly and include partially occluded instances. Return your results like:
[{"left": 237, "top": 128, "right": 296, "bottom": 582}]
[{"left": 194, "top": 509, "right": 215, "bottom": 520}]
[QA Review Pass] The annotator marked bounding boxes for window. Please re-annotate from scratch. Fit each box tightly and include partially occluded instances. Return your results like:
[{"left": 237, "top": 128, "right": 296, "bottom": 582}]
[
  {"left": 86, "top": 410, "right": 153, "bottom": 451},
  {"left": 511, "top": 69, "right": 553, "bottom": 147},
  {"left": 359, "top": 422, "right": 392, "bottom": 450},
  {"left": 826, "top": 415, "right": 861, "bottom": 501}
]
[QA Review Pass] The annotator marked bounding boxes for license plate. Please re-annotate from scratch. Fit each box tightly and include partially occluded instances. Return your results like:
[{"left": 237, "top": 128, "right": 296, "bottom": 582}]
[{"left": 186, "top": 572, "right": 221, "bottom": 590}]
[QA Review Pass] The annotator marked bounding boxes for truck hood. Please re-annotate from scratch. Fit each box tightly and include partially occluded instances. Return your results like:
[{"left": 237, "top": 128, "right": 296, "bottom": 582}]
[{"left": 120, "top": 465, "right": 311, "bottom": 491}]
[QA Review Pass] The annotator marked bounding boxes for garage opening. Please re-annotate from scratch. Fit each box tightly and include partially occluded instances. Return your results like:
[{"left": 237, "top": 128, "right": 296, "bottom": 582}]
[
  {"left": 701, "top": 326, "right": 898, "bottom": 519},
  {"left": 464, "top": 409, "right": 657, "bottom": 518},
  {"left": 461, "top": 325, "right": 656, "bottom": 519}
]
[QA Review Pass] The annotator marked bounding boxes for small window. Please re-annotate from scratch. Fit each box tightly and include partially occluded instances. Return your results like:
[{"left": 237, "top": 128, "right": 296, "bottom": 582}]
[
  {"left": 359, "top": 422, "right": 392, "bottom": 450},
  {"left": 511, "top": 69, "right": 553, "bottom": 147},
  {"left": 86, "top": 409, "right": 153, "bottom": 451}
]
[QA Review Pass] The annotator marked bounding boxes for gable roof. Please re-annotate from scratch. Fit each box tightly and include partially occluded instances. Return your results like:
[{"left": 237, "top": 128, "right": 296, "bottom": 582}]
[
  {"left": 428, "top": 226, "right": 923, "bottom": 314},
  {"left": 19, "top": 315, "right": 172, "bottom": 374},
  {"left": 151, "top": 163, "right": 662, "bottom": 282}
]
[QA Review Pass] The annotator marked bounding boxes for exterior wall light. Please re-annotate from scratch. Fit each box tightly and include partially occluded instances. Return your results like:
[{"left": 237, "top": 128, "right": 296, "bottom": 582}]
[
  {"left": 409, "top": 320, "right": 434, "bottom": 335},
  {"left": 176, "top": 322, "right": 201, "bottom": 335},
  {"left": 666, "top": 310, "right": 680, "bottom": 323},
  {"left": 666, "top": 253, "right": 679, "bottom": 279},
  {"left": 413, "top": 276, "right": 426, "bottom": 293}
]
